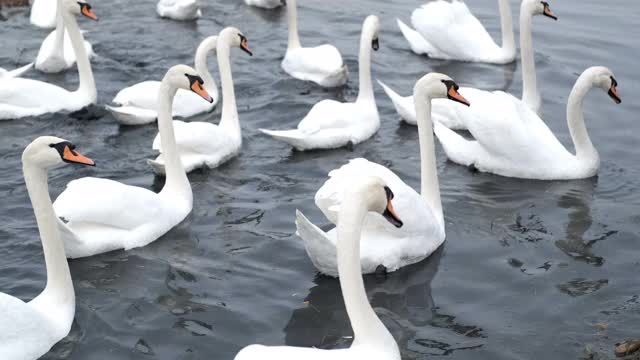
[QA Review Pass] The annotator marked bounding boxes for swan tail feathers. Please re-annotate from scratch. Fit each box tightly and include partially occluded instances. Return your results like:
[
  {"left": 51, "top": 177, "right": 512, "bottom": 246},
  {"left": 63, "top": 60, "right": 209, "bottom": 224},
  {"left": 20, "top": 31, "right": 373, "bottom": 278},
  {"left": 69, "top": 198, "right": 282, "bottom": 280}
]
[
  {"left": 433, "top": 121, "right": 478, "bottom": 166},
  {"left": 397, "top": 19, "right": 431, "bottom": 55},
  {"left": 295, "top": 210, "right": 338, "bottom": 277},
  {"left": 105, "top": 105, "right": 157, "bottom": 126},
  {"left": 259, "top": 128, "right": 308, "bottom": 150},
  {"left": 147, "top": 158, "right": 167, "bottom": 175},
  {"left": 377, "top": 79, "right": 416, "bottom": 124},
  {"left": 7, "top": 63, "right": 34, "bottom": 78}
]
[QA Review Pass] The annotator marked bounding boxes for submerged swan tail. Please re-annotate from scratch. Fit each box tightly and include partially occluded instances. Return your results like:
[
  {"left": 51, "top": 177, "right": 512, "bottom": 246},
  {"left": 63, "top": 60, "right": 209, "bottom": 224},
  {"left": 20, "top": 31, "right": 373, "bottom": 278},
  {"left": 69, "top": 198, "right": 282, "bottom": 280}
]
[
  {"left": 4, "top": 63, "right": 34, "bottom": 78},
  {"left": 105, "top": 105, "right": 157, "bottom": 126},
  {"left": 397, "top": 19, "right": 432, "bottom": 55},
  {"left": 147, "top": 157, "right": 167, "bottom": 176},
  {"left": 377, "top": 79, "right": 416, "bottom": 124},
  {"left": 259, "top": 128, "right": 309, "bottom": 150},
  {"left": 295, "top": 210, "right": 338, "bottom": 277},
  {"left": 433, "top": 121, "right": 478, "bottom": 166}
]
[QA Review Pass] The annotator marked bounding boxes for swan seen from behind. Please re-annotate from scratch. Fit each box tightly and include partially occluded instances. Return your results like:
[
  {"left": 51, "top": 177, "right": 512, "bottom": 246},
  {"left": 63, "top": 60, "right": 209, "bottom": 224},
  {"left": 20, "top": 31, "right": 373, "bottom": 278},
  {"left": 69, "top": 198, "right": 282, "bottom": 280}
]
[
  {"left": 52, "top": 65, "right": 213, "bottom": 258},
  {"left": 235, "top": 176, "right": 403, "bottom": 360},
  {"left": 296, "top": 73, "right": 470, "bottom": 276},
  {"left": 0, "top": 136, "right": 94, "bottom": 359},
  {"left": 260, "top": 15, "right": 380, "bottom": 151},
  {"left": 30, "top": 0, "right": 57, "bottom": 29},
  {"left": 157, "top": 0, "right": 201, "bottom": 21},
  {"left": 244, "top": 0, "right": 284, "bottom": 9}
]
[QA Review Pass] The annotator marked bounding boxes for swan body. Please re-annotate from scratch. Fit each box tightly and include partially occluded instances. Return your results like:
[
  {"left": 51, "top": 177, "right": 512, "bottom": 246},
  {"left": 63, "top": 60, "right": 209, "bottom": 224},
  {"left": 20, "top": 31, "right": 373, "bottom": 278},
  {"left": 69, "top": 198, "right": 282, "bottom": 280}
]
[
  {"left": 383, "top": 0, "right": 557, "bottom": 126},
  {"left": 1, "top": 136, "right": 95, "bottom": 359},
  {"left": 261, "top": 16, "right": 379, "bottom": 151},
  {"left": 30, "top": 0, "right": 57, "bottom": 29},
  {"left": 398, "top": 0, "right": 516, "bottom": 64},
  {"left": 53, "top": 65, "right": 214, "bottom": 258},
  {"left": 149, "top": 27, "right": 252, "bottom": 174},
  {"left": 244, "top": 0, "right": 283, "bottom": 9},
  {"left": 435, "top": 66, "right": 621, "bottom": 180},
  {"left": 296, "top": 73, "right": 470, "bottom": 276},
  {"left": 157, "top": 0, "right": 201, "bottom": 21},
  {"left": 107, "top": 36, "right": 219, "bottom": 125},
  {"left": 36, "top": 27, "right": 95, "bottom": 73},
  {"left": 0, "top": 0, "right": 97, "bottom": 120},
  {"left": 0, "top": 63, "right": 33, "bottom": 79},
  {"left": 281, "top": 0, "right": 347, "bottom": 87},
  {"left": 236, "top": 177, "right": 403, "bottom": 360}
]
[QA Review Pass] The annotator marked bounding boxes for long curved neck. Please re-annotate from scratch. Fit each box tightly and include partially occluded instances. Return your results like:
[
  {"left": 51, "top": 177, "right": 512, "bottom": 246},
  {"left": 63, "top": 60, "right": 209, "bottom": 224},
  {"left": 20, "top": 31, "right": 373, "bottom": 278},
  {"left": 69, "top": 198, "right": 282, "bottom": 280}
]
[
  {"left": 356, "top": 24, "right": 375, "bottom": 103},
  {"left": 414, "top": 90, "right": 443, "bottom": 226},
  {"left": 62, "top": 8, "right": 96, "bottom": 101},
  {"left": 566, "top": 74, "right": 598, "bottom": 163},
  {"left": 286, "top": 0, "right": 301, "bottom": 50},
  {"left": 519, "top": 5, "right": 539, "bottom": 111},
  {"left": 23, "top": 163, "right": 74, "bottom": 306},
  {"left": 217, "top": 40, "right": 241, "bottom": 137},
  {"left": 498, "top": 0, "right": 515, "bottom": 55},
  {"left": 157, "top": 81, "right": 192, "bottom": 199},
  {"left": 53, "top": 4, "right": 66, "bottom": 59},
  {"left": 194, "top": 37, "right": 219, "bottom": 101},
  {"left": 337, "top": 198, "right": 395, "bottom": 348}
]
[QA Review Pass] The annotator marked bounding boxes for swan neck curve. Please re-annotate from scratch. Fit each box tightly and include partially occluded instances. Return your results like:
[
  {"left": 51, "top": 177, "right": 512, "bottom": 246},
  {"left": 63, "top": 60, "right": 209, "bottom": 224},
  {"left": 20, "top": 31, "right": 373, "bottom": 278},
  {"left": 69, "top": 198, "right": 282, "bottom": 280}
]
[
  {"left": 194, "top": 37, "right": 219, "bottom": 102},
  {"left": 356, "top": 21, "right": 375, "bottom": 103},
  {"left": 337, "top": 197, "right": 396, "bottom": 349},
  {"left": 62, "top": 4, "right": 96, "bottom": 102},
  {"left": 53, "top": 5, "right": 66, "bottom": 59},
  {"left": 414, "top": 86, "right": 443, "bottom": 225},
  {"left": 519, "top": 5, "right": 539, "bottom": 111},
  {"left": 498, "top": 0, "right": 515, "bottom": 56},
  {"left": 23, "top": 163, "right": 74, "bottom": 308},
  {"left": 217, "top": 39, "right": 241, "bottom": 137},
  {"left": 567, "top": 74, "right": 598, "bottom": 163},
  {"left": 157, "top": 80, "right": 192, "bottom": 199},
  {"left": 286, "top": 0, "right": 301, "bottom": 50}
]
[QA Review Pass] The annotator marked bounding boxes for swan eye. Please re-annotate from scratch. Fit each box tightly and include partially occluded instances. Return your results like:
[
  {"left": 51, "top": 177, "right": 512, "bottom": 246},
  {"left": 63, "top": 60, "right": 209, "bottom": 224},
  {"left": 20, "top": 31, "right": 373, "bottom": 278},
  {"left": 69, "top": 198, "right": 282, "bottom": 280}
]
[
  {"left": 371, "top": 38, "right": 379, "bottom": 51},
  {"left": 238, "top": 34, "right": 253, "bottom": 56}
]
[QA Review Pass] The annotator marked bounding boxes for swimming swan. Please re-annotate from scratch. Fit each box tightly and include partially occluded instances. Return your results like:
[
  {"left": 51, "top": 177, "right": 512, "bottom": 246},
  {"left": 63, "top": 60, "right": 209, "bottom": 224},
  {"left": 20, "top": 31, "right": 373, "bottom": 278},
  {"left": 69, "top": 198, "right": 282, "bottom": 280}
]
[
  {"left": 382, "top": 0, "right": 557, "bottom": 128},
  {"left": 0, "top": 136, "right": 94, "bottom": 359},
  {"left": 434, "top": 66, "right": 621, "bottom": 180},
  {"left": 235, "top": 176, "right": 404, "bottom": 360},
  {"left": 53, "top": 65, "right": 213, "bottom": 258},
  {"left": 260, "top": 15, "right": 380, "bottom": 151},
  {"left": 156, "top": 0, "right": 201, "bottom": 21},
  {"left": 296, "top": 73, "right": 470, "bottom": 276},
  {"left": 0, "top": 0, "right": 97, "bottom": 120},
  {"left": 244, "top": 0, "right": 284, "bottom": 9},
  {"left": 148, "top": 27, "right": 253, "bottom": 174}
]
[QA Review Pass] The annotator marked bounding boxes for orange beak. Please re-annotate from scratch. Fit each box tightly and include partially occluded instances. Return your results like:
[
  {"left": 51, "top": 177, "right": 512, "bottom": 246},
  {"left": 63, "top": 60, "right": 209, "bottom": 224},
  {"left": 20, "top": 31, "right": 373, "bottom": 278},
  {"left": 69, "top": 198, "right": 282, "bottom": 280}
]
[
  {"left": 81, "top": 5, "right": 98, "bottom": 21},
  {"left": 609, "top": 84, "right": 622, "bottom": 104},
  {"left": 383, "top": 198, "right": 403, "bottom": 228},
  {"left": 543, "top": 6, "right": 557, "bottom": 20},
  {"left": 63, "top": 146, "right": 95, "bottom": 166},
  {"left": 191, "top": 81, "right": 214, "bottom": 103},
  {"left": 448, "top": 87, "right": 471, "bottom": 107},
  {"left": 240, "top": 39, "right": 253, "bottom": 56}
]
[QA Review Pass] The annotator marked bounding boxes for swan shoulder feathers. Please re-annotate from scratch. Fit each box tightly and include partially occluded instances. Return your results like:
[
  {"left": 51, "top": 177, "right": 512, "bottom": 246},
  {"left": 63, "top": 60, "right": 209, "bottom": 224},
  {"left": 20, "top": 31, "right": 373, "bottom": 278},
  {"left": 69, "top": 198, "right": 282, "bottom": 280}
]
[
  {"left": 297, "top": 100, "right": 369, "bottom": 134},
  {"left": 0, "top": 294, "right": 62, "bottom": 359},
  {"left": 36, "top": 30, "right": 95, "bottom": 72},
  {"left": 153, "top": 120, "right": 240, "bottom": 156},
  {"left": 412, "top": 0, "right": 501, "bottom": 60}
]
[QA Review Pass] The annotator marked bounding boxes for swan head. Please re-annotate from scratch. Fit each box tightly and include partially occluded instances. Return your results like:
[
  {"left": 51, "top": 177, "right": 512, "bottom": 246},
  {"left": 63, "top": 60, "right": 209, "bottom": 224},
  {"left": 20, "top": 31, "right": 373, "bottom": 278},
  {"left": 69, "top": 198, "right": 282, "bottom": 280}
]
[
  {"left": 414, "top": 73, "right": 470, "bottom": 107},
  {"left": 62, "top": 0, "right": 98, "bottom": 20},
  {"left": 523, "top": 0, "right": 557, "bottom": 21},
  {"left": 22, "top": 136, "right": 95, "bottom": 169},
  {"left": 219, "top": 27, "right": 253, "bottom": 56},
  {"left": 354, "top": 176, "right": 403, "bottom": 228},
  {"left": 164, "top": 64, "right": 214, "bottom": 103},
  {"left": 588, "top": 66, "right": 622, "bottom": 104},
  {"left": 363, "top": 15, "right": 380, "bottom": 51}
]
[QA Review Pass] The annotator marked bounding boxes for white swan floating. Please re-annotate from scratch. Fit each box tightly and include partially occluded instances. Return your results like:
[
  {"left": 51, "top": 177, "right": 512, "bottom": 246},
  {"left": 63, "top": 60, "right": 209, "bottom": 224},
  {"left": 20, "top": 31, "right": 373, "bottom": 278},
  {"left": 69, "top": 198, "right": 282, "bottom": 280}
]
[
  {"left": 157, "top": 0, "right": 201, "bottom": 21},
  {"left": 382, "top": 0, "right": 557, "bottom": 128},
  {"left": 0, "top": 63, "right": 33, "bottom": 79},
  {"left": 107, "top": 36, "right": 222, "bottom": 125},
  {"left": 398, "top": 0, "right": 527, "bottom": 64},
  {"left": 0, "top": 0, "right": 97, "bottom": 120},
  {"left": 236, "top": 176, "right": 403, "bottom": 360},
  {"left": 435, "top": 66, "right": 621, "bottom": 180},
  {"left": 30, "top": 0, "right": 57, "bottom": 29},
  {"left": 149, "top": 27, "right": 253, "bottom": 174},
  {"left": 296, "top": 73, "right": 470, "bottom": 276},
  {"left": 244, "top": 0, "right": 284, "bottom": 9},
  {"left": 53, "top": 65, "right": 213, "bottom": 258},
  {"left": 281, "top": 0, "right": 347, "bottom": 87},
  {"left": 0, "top": 136, "right": 94, "bottom": 359},
  {"left": 261, "top": 15, "right": 379, "bottom": 151}
]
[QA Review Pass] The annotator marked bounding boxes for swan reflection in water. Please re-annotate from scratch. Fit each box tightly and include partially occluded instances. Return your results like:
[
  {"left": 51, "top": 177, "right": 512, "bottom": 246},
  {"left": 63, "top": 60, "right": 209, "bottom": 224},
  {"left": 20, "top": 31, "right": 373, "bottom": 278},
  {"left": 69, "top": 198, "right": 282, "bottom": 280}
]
[{"left": 283, "top": 247, "right": 485, "bottom": 357}]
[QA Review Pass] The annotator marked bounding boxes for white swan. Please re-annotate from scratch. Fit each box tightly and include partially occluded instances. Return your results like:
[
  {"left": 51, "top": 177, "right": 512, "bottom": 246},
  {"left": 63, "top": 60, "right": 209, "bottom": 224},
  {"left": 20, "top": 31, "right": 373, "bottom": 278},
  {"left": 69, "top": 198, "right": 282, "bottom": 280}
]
[
  {"left": 434, "top": 66, "right": 621, "bottom": 180},
  {"left": 35, "top": 3, "right": 95, "bottom": 74},
  {"left": 52, "top": 65, "right": 214, "bottom": 258},
  {"left": 236, "top": 176, "right": 403, "bottom": 360},
  {"left": 398, "top": 0, "right": 520, "bottom": 64},
  {"left": 157, "top": 0, "right": 201, "bottom": 21},
  {"left": 260, "top": 15, "right": 379, "bottom": 151},
  {"left": 0, "top": 136, "right": 94, "bottom": 359},
  {"left": 30, "top": 0, "right": 57, "bottom": 29},
  {"left": 382, "top": 0, "right": 557, "bottom": 128},
  {"left": 148, "top": 28, "right": 252, "bottom": 174},
  {"left": 296, "top": 73, "right": 470, "bottom": 276},
  {"left": 107, "top": 36, "right": 223, "bottom": 125},
  {"left": 0, "top": 63, "right": 33, "bottom": 79},
  {"left": 281, "top": 0, "right": 347, "bottom": 87},
  {"left": 0, "top": 0, "right": 97, "bottom": 120},
  {"left": 244, "top": 0, "right": 284, "bottom": 9}
]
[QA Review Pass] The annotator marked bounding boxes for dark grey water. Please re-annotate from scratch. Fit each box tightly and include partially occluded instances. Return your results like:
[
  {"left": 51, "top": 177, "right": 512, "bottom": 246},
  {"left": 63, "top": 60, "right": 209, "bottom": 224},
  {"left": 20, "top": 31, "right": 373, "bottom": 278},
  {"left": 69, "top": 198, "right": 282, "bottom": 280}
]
[{"left": 1, "top": 0, "right": 639, "bottom": 359}]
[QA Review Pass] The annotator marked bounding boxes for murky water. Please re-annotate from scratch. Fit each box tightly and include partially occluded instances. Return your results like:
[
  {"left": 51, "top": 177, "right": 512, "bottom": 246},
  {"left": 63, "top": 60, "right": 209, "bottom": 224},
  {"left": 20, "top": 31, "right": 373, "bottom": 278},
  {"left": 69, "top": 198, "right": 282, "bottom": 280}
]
[{"left": 1, "top": 0, "right": 639, "bottom": 359}]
